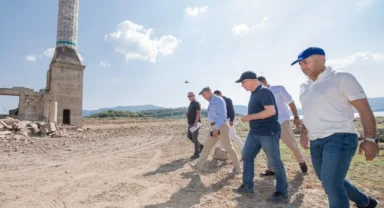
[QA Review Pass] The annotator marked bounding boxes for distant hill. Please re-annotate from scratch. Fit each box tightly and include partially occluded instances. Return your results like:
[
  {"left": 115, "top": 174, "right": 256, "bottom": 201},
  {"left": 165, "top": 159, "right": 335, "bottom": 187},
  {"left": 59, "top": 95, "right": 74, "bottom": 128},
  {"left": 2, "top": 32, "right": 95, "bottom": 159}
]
[
  {"left": 82, "top": 97, "right": 384, "bottom": 118},
  {"left": 86, "top": 107, "right": 243, "bottom": 119},
  {"left": 233, "top": 105, "right": 248, "bottom": 115},
  {"left": 234, "top": 97, "right": 384, "bottom": 115},
  {"left": 82, "top": 105, "right": 163, "bottom": 117}
]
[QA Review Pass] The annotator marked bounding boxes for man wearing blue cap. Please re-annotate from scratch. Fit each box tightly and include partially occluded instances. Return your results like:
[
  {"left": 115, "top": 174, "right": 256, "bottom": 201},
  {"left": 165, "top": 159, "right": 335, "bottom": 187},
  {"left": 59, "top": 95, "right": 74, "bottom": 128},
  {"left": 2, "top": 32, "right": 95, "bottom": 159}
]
[
  {"left": 292, "top": 47, "right": 380, "bottom": 208},
  {"left": 234, "top": 71, "right": 289, "bottom": 203}
]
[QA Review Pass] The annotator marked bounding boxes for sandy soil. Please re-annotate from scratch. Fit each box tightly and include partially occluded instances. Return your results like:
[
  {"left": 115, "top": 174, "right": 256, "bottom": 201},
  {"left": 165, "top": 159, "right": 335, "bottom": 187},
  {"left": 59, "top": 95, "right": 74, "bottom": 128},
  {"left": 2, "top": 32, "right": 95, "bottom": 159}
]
[{"left": 0, "top": 118, "right": 380, "bottom": 208}]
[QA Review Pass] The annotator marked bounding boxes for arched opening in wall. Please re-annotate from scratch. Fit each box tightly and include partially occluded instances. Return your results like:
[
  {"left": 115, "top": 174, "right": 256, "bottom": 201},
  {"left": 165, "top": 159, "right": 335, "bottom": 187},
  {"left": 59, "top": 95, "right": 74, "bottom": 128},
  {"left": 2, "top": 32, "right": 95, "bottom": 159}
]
[
  {"left": 63, "top": 109, "right": 71, "bottom": 125},
  {"left": 0, "top": 96, "right": 19, "bottom": 119}
]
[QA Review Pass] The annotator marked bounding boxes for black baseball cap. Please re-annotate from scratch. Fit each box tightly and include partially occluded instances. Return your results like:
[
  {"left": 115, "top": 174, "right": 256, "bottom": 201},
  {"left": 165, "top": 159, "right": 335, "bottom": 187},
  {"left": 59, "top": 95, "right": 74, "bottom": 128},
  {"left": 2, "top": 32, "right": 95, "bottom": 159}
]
[{"left": 235, "top": 71, "right": 257, "bottom": 83}]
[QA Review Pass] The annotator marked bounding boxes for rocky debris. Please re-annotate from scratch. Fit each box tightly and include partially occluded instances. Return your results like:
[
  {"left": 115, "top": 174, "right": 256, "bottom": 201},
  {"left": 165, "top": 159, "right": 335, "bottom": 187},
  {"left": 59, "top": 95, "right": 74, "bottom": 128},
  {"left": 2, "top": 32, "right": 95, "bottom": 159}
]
[{"left": 0, "top": 117, "right": 61, "bottom": 137}]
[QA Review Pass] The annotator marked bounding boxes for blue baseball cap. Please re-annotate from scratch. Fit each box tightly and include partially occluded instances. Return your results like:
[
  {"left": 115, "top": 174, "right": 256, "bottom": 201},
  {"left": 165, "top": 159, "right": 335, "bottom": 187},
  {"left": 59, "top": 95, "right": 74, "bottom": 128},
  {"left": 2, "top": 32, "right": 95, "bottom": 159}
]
[{"left": 291, "top": 47, "right": 325, "bottom": 66}]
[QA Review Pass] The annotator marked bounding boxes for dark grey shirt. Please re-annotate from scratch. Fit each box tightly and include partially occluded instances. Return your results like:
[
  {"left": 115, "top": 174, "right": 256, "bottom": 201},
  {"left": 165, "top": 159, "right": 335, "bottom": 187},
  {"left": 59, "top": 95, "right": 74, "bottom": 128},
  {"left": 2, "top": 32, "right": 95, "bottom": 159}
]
[{"left": 187, "top": 100, "right": 201, "bottom": 125}]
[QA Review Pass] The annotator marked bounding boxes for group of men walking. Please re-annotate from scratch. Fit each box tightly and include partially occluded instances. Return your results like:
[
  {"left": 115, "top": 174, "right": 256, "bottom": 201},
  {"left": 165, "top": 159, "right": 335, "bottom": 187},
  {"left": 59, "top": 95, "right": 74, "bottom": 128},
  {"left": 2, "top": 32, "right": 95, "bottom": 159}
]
[{"left": 185, "top": 47, "right": 380, "bottom": 208}]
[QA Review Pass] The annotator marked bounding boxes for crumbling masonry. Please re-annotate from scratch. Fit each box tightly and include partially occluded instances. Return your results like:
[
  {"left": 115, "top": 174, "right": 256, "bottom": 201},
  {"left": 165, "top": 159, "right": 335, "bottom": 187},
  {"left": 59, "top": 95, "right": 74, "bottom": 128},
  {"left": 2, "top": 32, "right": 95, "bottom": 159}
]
[{"left": 0, "top": 0, "right": 85, "bottom": 126}]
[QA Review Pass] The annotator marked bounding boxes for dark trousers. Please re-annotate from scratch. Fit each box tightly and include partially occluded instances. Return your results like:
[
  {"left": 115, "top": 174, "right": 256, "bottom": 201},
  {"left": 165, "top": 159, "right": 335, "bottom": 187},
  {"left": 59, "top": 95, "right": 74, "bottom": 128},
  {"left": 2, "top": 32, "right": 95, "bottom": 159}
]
[{"left": 187, "top": 124, "right": 201, "bottom": 155}]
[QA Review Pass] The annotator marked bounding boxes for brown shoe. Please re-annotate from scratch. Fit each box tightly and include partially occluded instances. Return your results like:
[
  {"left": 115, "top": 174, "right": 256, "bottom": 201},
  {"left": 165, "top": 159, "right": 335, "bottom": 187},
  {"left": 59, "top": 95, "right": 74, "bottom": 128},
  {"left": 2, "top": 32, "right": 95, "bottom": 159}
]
[{"left": 260, "top": 170, "right": 275, "bottom": 177}]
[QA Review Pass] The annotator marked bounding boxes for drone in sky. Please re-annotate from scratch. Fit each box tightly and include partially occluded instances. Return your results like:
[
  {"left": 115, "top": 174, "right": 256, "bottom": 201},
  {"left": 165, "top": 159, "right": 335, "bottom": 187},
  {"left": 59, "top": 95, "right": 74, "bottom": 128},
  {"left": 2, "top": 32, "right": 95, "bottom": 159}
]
[{"left": 184, "top": 80, "right": 189, "bottom": 84}]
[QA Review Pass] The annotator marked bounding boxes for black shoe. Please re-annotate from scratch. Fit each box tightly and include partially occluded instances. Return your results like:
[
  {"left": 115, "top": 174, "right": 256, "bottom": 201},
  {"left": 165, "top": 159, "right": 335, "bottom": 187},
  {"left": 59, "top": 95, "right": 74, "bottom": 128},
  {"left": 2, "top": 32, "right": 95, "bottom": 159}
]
[
  {"left": 199, "top": 144, "right": 204, "bottom": 153},
  {"left": 266, "top": 192, "right": 289, "bottom": 203},
  {"left": 300, "top": 162, "right": 308, "bottom": 174},
  {"left": 234, "top": 184, "right": 254, "bottom": 194},
  {"left": 190, "top": 154, "right": 199, "bottom": 159},
  {"left": 260, "top": 170, "right": 275, "bottom": 177},
  {"left": 357, "top": 196, "right": 380, "bottom": 208}
]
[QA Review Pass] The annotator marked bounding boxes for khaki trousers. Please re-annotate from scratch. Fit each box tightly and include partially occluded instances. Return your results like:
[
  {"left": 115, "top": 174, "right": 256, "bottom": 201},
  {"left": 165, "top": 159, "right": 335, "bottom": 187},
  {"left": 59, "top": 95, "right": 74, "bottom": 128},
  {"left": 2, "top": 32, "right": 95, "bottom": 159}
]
[
  {"left": 217, "top": 120, "right": 244, "bottom": 150},
  {"left": 196, "top": 121, "right": 241, "bottom": 170},
  {"left": 268, "top": 120, "right": 305, "bottom": 170}
]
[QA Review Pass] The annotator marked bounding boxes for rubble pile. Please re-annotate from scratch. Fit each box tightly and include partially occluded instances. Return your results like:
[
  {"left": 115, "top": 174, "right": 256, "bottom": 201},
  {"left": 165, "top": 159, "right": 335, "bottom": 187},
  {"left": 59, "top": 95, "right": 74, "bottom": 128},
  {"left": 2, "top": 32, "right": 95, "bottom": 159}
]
[{"left": 0, "top": 117, "right": 67, "bottom": 141}]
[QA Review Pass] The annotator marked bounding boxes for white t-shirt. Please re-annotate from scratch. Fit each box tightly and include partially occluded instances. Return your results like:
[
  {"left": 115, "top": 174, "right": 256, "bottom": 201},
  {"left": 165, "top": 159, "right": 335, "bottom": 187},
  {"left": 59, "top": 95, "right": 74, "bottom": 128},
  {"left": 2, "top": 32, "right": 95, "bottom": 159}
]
[
  {"left": 299, "top": 66, "right": 367, "bottom": 140},
  {"left": 269, "top": 85, "right": 295, "bottom": 124}
]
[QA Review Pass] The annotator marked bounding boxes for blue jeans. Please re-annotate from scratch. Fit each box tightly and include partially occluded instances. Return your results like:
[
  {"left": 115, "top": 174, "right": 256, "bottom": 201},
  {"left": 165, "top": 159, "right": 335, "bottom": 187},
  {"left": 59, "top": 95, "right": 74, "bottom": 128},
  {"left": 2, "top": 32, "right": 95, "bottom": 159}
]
[
  {"left": 310, "top": 133, "right": 370, "bottom": 208},
  {"left": 242, "top": 132, "right": 288, "bottom": 194}
]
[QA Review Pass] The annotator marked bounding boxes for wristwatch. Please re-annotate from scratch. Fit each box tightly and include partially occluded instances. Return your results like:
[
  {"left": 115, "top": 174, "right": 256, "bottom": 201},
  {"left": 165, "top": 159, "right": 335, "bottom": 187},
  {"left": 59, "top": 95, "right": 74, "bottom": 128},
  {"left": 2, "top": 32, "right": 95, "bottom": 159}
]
[{"left": 365, "top": 138, "right": 379, "bottom": 144}]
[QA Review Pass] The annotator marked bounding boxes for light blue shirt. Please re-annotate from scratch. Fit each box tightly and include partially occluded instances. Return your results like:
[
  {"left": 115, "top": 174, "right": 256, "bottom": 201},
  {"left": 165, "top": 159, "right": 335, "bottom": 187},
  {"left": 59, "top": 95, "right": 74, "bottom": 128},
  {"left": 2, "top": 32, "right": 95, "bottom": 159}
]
[{"left": 208, "top": 94, "right": 227, "bottom": 130}]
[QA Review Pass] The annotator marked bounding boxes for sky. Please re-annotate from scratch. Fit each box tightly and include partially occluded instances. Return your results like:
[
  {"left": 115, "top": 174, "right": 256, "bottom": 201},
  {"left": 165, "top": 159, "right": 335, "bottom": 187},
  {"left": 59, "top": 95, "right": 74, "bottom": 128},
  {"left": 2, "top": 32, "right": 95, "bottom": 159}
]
[{"left": 0, "top": 0, "right": 384, "bottom": 113}]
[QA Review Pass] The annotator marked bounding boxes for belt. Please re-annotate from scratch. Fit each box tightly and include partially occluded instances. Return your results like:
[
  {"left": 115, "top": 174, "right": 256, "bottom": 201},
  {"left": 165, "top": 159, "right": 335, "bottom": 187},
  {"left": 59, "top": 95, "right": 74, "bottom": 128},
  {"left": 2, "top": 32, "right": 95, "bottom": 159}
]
[{"left": 210, "top": 120, "right": 226, "bottom": 126}]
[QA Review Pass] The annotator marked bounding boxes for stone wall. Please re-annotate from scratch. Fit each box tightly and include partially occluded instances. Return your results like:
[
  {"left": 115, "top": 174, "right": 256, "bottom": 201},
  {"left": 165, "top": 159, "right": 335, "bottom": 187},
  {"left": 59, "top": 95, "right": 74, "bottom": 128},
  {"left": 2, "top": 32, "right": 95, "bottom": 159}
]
[{"left": 0, "top": 87, "right": 50, "bottom": 122}]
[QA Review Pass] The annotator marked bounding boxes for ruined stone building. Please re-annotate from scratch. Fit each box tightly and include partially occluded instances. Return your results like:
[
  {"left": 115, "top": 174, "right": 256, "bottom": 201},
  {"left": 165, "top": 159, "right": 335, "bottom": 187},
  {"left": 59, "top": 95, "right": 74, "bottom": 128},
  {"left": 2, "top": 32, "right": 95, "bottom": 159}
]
[{"left": 0, "top": 0, "right": 85, "bottom": 126}]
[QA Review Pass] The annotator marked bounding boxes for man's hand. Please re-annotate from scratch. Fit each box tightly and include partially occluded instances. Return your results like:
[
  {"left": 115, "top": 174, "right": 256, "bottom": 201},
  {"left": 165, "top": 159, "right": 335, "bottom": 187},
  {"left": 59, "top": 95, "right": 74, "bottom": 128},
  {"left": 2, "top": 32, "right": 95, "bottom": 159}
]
[
  {"left": 212, "top": 129, "right": 219, "bottom": 137},
  {"left": 293, "top": 118, "right": 301, "bottom": 128},
  {"left": 185, "top": 112, "right": 188, "bottom": 116},
  {"left": 241, "top": 115, "right": 249, "bottom": 123},
  {"left": 194, "top": 122, "right": 198, "bottom": 127},
  {"left": 300, "top": 135, "right": 309, "bottom": 150},
  {"left": 359, "top": 140, "right": 379, "bottom": 161},
  {"left": 229, "top": 121, "right": 234, "bottom": 126}
]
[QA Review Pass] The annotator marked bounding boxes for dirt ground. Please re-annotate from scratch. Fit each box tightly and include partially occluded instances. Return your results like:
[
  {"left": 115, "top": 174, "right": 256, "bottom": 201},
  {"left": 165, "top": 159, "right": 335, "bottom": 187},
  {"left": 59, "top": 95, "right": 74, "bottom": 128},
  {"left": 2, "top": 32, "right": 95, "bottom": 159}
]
[{"left": 0, "top": 118, "right": 382, "bottom": 208}]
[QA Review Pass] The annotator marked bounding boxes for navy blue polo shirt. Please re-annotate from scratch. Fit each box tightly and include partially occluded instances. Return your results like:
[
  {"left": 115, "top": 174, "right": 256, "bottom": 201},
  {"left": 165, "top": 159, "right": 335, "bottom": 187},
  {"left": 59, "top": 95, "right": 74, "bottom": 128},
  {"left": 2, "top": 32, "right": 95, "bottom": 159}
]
[{"left": 248, "top": 85, "right": 281, "bottom": 136}]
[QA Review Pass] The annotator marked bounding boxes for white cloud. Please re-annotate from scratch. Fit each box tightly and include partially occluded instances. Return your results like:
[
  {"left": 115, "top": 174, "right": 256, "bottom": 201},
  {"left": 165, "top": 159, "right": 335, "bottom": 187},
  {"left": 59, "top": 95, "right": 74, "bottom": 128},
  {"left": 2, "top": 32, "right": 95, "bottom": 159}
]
[
  {"left": 25, "top": 55, "right": 37, "bottom": 62},
  {"left": 104, "top": 20, "right": 180, "bottom": 63},
  {"left": 43, "top": 48, "right": 55, "bottom": 58},
  {"left": 327, "top": 52, "right": 384, "bottom": 69},
  {"left": 232, "top": 16, "right": 269, "bottom": 36},
  {"left": 232, "top": 24, "right": 251, "bottom": 35},
  {"left": 185, "top": 6, "right": 208, "bottom": 16},
  {"left": 100, "top": 61, "right": 111, "bottom": 68}
]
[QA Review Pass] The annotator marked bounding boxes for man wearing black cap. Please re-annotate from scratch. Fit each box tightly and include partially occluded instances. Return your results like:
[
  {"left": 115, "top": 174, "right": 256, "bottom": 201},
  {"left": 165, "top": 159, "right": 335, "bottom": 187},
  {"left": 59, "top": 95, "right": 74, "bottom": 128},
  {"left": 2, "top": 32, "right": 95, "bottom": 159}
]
[
  {"left": 189, "top": 87, "right": 241, "bottom": 175},
  {"left": 292, "top": 47, "right": 380, "bottom": 208},
  {"left": 234, "top": 71, "right": 289, "bottom": 203}
]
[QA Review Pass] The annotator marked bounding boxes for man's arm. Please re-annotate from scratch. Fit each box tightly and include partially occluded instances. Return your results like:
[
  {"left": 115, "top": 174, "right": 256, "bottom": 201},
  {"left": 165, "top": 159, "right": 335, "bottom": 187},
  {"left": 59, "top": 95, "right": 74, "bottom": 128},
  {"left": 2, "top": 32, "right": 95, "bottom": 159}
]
[
  {"left": 214, "top": 98, "right": 227, "bottom": 130},
  {"left": 341, "top": 73, "right": 376, "bottom": 138},
  {"left": 300, "top": 125, "right": 309, "bottom": 149},
  {"left": 227, "top": 98, "right": 235, "bottom": 122},
  {"left": 194, "top": 102, "right": 201, "bottom": 125},
  {"left": 246, "top": 105, "right": 276, "bottom": 120},
  {"left": 350, "top": 98, "right": 376, "bottom": 138},
  {"left": 288, "top": 103, "right": 299, "bottom": 118},
  {"left": 243, "top": 89, "right": 276, "bottom": 121},
  {"left": 341, "top": 73, "right": 379, "bottom": 160}
]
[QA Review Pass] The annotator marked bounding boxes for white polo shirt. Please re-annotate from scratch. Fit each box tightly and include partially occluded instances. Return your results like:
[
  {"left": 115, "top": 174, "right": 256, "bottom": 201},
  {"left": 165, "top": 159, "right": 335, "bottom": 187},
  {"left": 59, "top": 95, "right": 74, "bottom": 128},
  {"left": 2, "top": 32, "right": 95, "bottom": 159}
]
[
  {"left": 269, "top": 85, "right": 295, "bottom": 124},
  {"left": 299, "top": 66, "right": 367, "bottom": 140}
]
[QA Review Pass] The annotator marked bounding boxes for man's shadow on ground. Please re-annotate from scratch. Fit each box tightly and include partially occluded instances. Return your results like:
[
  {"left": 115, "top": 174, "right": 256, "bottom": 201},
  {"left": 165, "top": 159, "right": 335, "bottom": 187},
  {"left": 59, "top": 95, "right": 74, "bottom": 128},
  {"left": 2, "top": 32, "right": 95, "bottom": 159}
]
[
  {"left": 143, "top": 158, "right": 190, "bottom": 176},
  {"left": 234, "top": 172, "right": 305, "bottom": 208},
  {"left": 144, "top": 171, "right": 236, "bottom": 208},
  {"left": 143, "top": 158, "right": 228, "bottom": 177}
]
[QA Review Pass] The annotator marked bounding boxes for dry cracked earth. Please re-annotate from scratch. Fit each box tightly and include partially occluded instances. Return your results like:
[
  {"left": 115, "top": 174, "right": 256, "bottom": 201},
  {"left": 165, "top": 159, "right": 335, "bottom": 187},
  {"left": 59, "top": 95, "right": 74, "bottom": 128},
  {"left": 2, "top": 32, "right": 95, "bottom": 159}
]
[{"left": 0, "top": 118, "right": 382, "bottom": 208}]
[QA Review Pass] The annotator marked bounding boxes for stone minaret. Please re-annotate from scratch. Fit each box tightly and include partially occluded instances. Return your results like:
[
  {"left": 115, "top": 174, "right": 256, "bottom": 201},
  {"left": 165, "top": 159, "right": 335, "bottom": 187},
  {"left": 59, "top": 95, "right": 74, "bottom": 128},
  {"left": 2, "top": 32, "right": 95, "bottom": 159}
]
[{"left": 46, "top": 0, "right": 85, "bottom": 127}]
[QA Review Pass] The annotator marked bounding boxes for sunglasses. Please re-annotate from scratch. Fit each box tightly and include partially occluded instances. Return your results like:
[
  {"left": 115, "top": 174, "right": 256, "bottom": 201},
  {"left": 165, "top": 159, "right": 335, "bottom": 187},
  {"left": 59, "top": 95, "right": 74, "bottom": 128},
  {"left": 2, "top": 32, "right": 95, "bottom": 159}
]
[{"left": 188, "top": 95, "right": 194, "bottom": 97}]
